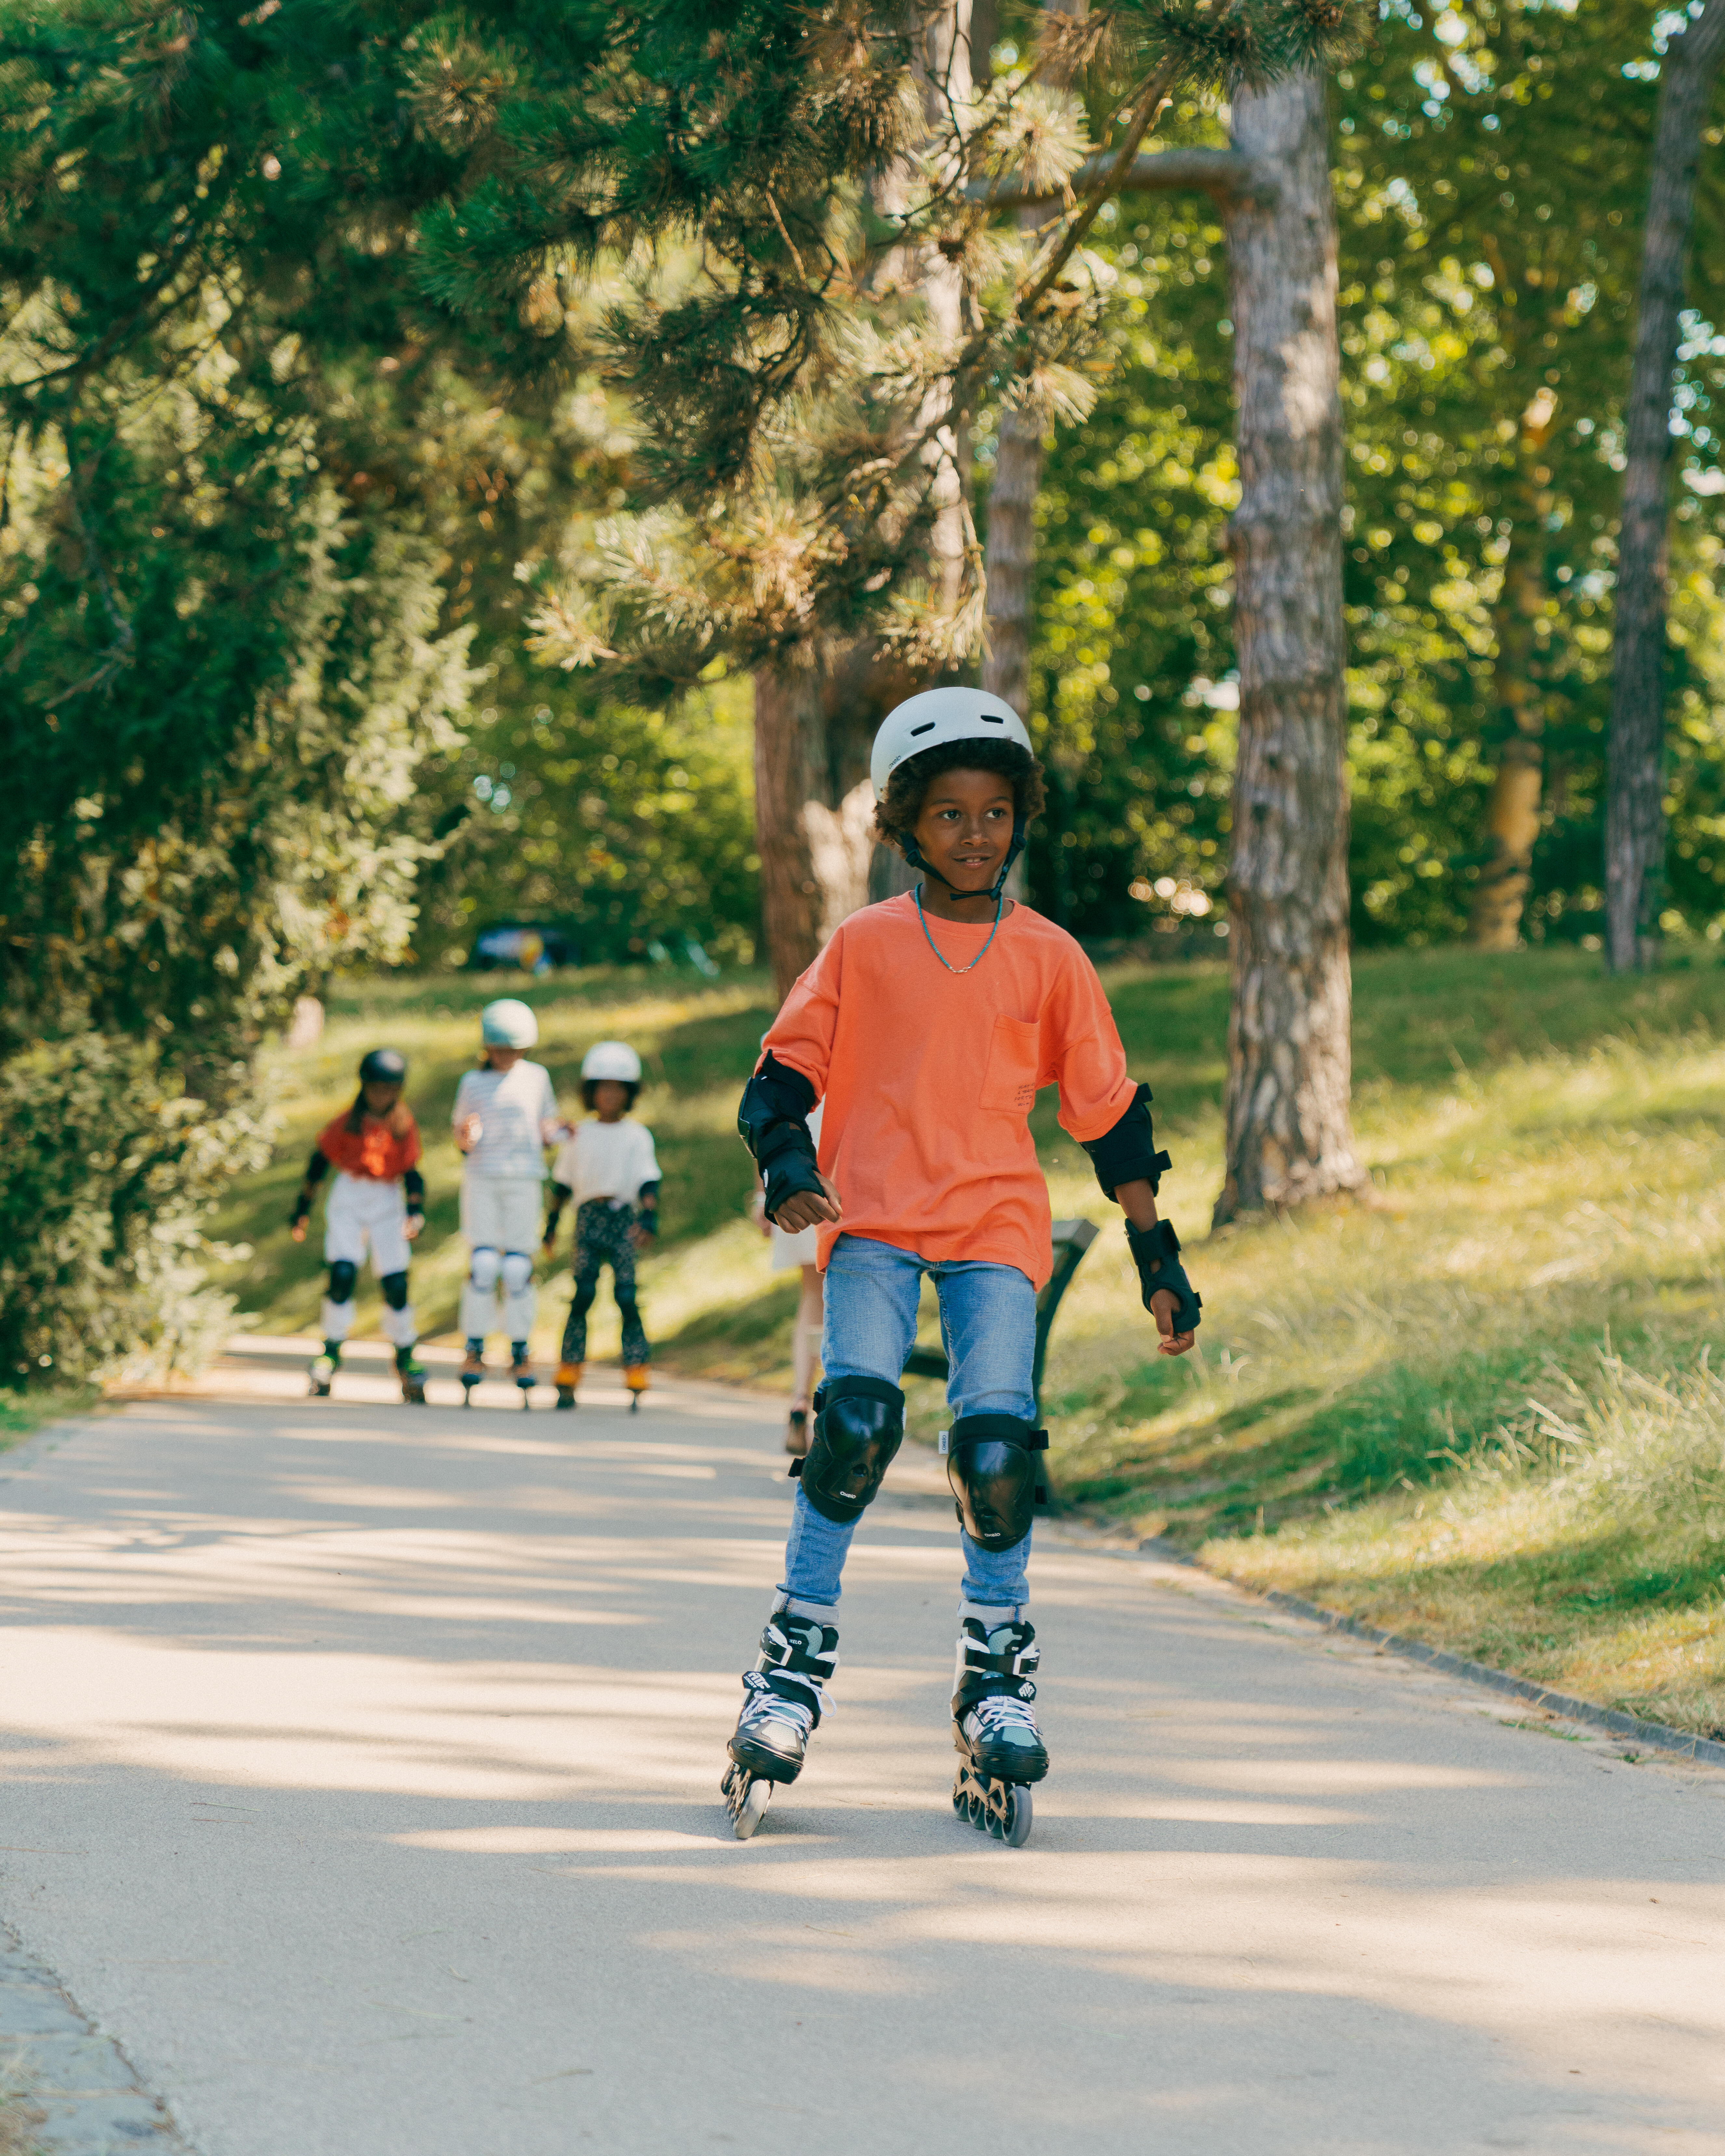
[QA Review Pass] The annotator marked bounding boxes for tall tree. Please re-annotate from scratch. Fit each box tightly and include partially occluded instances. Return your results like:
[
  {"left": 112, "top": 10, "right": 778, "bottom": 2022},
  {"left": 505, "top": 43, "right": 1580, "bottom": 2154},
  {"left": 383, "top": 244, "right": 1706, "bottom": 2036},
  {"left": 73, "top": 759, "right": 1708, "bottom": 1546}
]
[
  {"left": 1605, "top": 0, "right": 1725, "bottom": 972},
  {"left": 1214, "top": 68, "right": 1364, "bottom": 1221}
]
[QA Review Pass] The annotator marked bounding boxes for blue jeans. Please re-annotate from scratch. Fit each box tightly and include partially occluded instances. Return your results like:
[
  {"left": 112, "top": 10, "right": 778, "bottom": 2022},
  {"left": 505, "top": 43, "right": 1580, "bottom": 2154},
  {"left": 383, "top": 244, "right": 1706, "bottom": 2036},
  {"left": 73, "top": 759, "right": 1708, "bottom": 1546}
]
[{"left": 779, "top": 1234, "right": 1038, "bottom": 1611}]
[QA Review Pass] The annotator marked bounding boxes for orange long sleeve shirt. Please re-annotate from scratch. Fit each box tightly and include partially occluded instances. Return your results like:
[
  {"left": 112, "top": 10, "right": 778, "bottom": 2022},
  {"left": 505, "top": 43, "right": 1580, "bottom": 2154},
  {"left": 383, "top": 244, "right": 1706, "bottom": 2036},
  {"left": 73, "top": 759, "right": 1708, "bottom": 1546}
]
[{"left": 763, "top": 894, "right": 1138, "bottom": 1289}]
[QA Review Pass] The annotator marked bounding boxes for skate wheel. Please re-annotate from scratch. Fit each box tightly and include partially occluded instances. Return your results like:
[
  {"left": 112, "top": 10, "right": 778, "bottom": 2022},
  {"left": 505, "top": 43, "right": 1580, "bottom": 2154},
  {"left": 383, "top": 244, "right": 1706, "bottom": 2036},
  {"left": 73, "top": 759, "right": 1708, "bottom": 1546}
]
[
  {"left": 735, "top": 1778, "right": 771, "bottom": 1840},
  {"left": 555, "top": 1390, "right": 575, "bottom": 1411},
  {"left": 1002, "top": 1785, "right": 1033, "bottom": 1848},
  {"left": 722, "top": 1764, "right": 772, "bottom": 1841}
]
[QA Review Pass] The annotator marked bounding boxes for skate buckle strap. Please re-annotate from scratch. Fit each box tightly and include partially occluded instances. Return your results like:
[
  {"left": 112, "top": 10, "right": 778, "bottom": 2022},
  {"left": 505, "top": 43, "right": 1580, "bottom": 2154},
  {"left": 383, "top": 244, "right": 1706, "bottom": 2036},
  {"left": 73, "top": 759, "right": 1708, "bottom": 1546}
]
[
  {"left": 745, "top": 1668, "right": 835, "bottom": 1721},
  {"left": 760, "top": 1616, "right": 838, "bottom": 1684},
  {"left": 963, "top": 1641, "right": 1040, "bottom": 1682}
]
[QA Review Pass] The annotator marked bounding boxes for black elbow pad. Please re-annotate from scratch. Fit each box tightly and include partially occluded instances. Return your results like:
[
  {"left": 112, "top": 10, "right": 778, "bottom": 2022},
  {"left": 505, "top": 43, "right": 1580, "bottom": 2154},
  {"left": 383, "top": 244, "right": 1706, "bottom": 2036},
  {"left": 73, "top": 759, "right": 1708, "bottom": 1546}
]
[
  {"left": 738, "top": 1053, "right": 823, "bottom": 1219},
  {"left": 1079, "top": 1083, "right": 1172, "bottom": 1200}
]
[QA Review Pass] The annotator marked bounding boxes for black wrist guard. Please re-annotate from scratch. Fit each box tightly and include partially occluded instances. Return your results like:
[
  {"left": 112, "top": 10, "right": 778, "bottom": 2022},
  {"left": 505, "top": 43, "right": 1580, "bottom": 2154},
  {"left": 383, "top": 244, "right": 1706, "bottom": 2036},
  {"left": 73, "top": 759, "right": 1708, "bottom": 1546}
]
[
  {"left": 290, "top": 1193, "right": 311, "bottom": 1227},
  {"left": 1126, "top": 1218, "right": 1201, "bottom": 1334}
]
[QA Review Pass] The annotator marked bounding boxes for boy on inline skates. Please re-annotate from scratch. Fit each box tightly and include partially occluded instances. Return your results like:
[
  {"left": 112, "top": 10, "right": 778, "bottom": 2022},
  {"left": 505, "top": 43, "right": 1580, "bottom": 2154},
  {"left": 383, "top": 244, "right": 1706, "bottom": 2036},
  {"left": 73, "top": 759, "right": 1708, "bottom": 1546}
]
[
  {"left": 290, "top": 1048, "right": 428, "bottom": 1403},
  {"left": 544, "top": 1040, "right": 661, "bottom": 1412},
  {"left": 452, "top": 999, "right": 565, "bottom": 1405},
  {"left": 724, "top": 689, "right": 1202, "bottom": 1843}
]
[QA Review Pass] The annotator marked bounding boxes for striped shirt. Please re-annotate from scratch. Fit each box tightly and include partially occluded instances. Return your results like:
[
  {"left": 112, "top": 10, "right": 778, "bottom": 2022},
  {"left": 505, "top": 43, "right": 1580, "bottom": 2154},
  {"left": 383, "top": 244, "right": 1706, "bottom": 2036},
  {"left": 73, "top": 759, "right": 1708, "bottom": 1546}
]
[{"left": 452, "top": 1061, "right": 561, "bottom": 1180}]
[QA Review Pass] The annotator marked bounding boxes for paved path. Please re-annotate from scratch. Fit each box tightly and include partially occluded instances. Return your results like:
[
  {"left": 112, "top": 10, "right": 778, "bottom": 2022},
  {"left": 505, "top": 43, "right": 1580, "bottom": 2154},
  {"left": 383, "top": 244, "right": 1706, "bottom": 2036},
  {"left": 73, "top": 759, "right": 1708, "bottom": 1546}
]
[{"left": 2, "top": 1351, "right": 1723, "bottom": 2155}]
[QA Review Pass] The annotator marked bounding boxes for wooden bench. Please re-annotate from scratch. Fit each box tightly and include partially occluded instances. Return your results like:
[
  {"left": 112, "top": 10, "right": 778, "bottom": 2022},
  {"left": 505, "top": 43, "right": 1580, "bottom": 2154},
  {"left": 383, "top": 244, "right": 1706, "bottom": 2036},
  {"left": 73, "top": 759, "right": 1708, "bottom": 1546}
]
[{"left": 900, "top": 1218, "right": 1100, "bottom": 1422}]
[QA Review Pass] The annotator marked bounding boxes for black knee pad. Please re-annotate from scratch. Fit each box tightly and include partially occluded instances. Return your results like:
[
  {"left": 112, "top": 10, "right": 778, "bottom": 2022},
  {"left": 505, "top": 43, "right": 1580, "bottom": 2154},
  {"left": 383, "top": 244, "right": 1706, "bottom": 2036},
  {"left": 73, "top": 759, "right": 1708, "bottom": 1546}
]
[
  {"left": 379, "top": 1271, "right": 409, "bottom": 1312},
  {"left": 327, "top": 1260, "right": 358, "bottom": 1304},
  {"left": 571, "top": 1281, "right": 598, "bottom": 1319},
  {"left": 794, "top": 1376, "right": 905, "bottom": 1526},
  {"left": 946, "top": 1415, "right": 1049, "bottom": 1553}
]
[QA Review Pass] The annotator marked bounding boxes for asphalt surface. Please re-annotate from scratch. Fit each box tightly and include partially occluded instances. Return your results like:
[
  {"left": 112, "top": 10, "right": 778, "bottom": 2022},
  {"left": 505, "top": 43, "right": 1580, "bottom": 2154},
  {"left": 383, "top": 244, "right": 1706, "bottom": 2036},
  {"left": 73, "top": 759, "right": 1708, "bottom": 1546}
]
[{"left": 2, "top": 1346, "right": 1723, "bottom": 2155}]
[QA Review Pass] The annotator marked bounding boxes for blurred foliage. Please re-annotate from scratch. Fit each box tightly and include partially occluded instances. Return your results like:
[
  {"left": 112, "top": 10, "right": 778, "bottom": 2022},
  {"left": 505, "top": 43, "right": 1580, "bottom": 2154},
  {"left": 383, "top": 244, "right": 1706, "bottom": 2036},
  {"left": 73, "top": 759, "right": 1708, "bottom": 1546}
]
[{"left": 1018, "top": 1, "right": 1725, "bottom": 948}]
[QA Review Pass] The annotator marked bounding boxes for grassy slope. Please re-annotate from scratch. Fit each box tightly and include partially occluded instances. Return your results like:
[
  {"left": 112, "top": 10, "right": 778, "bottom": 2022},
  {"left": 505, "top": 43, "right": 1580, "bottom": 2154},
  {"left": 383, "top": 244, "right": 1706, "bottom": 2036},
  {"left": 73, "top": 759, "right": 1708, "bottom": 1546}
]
[{"left": 219, "top": 948, "right": 1725, "bottom": 1735}]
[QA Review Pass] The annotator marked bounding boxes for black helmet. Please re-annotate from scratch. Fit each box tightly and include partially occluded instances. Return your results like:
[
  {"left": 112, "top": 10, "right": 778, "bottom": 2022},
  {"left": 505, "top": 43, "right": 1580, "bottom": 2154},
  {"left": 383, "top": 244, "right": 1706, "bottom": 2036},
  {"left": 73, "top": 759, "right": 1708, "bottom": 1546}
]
[{"left": 359, "top": 1048, "right": 408, "bottom": 1087}]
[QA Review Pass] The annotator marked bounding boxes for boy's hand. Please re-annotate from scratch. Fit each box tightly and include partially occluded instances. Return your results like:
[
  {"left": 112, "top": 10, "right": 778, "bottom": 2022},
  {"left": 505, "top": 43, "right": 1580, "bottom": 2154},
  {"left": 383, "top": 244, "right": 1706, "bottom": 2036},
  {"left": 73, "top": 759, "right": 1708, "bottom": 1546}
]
[
  {"left": 290, "top": 1219, "right": 308, "bottom": 1244},
  {"left": 456, "top": 1113, "right": 483, "bottom": 1151},
  {"left": 631, "top": 1222, "right": 656, "bottom": 1251},
  {"left": 404, "top": 1214, "right": 423, "bottom": 1242},
  {"left": 1151, "top": 1288, "right": 1196, "bottom": 1357},
  {"left": 771, "top": 1175, "right": 842, "bottom": 1236}
]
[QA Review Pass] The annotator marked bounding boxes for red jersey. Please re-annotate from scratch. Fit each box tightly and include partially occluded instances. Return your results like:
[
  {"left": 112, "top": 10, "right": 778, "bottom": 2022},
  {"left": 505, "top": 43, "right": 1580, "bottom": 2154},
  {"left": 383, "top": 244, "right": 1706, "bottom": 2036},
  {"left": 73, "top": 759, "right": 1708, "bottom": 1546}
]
[{"left": 316, "top": 1111, "right": 421, "bottom": 1182}]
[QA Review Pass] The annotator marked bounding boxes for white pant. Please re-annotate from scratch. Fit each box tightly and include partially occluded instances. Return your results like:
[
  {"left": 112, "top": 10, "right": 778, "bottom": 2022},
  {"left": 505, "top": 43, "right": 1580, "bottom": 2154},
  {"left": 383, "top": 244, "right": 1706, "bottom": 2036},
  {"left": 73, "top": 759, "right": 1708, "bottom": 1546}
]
[
  {"left": 322, "top": 1175, "right": 416, "bottom": 1348},
  {"left": 460, "top": 1175, "right": 542, "bottom": 1344}
]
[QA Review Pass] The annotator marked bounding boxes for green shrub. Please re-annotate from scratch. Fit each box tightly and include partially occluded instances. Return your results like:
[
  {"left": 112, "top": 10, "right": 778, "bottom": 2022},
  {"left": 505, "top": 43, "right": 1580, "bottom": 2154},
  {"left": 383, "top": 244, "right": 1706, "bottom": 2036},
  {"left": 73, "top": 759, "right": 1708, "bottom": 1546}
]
[{"left": 0, "top": 1037, "right": 274, "bottom": 1387}]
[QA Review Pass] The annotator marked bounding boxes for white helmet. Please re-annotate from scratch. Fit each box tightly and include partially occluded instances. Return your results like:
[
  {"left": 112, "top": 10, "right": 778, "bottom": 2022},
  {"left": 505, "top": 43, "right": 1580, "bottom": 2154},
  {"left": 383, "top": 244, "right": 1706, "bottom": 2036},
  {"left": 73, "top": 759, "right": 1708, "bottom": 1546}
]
[
  {"left": 581, "top": 1040, "right": 642, "bottom": 1084},
  {"left": 870, "top": 687, "right": 1034, "bottom": 799},
  {"left": 480, "top": 998, "right": 539, "bottom": 1048}
]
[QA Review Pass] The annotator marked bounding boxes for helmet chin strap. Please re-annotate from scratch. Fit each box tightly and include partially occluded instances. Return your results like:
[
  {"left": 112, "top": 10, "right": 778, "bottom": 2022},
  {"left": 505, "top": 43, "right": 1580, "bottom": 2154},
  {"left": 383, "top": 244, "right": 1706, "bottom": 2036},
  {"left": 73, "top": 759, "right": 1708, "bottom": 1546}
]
[{"left": 901, "top": 817, "right": 1026, "bottom": 904}]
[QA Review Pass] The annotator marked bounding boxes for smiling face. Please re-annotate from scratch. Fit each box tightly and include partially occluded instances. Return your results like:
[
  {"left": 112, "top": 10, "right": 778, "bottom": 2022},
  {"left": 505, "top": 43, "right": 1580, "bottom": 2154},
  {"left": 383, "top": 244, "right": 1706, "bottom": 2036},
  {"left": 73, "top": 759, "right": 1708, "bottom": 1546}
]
[
  {"left": 361, "top": 1078, "right": 403, "bottom": 1118},
  {"left": 910, "top": 766, "right": 1016, "bottom": 891}
]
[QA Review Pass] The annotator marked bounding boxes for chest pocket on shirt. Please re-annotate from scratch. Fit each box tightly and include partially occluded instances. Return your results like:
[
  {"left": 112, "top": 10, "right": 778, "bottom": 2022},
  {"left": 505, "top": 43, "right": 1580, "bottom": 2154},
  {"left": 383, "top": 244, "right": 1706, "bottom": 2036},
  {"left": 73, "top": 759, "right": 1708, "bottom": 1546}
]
[{"left": 979, "top": 1014, "right": 1042, "bottom": 1115}]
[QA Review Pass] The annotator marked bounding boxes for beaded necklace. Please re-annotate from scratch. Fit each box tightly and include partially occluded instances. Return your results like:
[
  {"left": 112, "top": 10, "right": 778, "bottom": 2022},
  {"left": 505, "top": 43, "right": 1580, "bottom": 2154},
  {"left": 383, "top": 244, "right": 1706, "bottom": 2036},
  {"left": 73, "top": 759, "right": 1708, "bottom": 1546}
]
[{"left": 914, "top": 884, "right": 1005, "bottom": 976}]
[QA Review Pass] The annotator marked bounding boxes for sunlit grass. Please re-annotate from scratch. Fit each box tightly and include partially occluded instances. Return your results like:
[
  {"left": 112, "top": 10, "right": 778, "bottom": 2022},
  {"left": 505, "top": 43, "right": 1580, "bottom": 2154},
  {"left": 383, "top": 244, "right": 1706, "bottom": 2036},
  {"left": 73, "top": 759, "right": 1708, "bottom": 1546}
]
[{"left": 217, "top": 945, "right": 1725, "bottom": 1732}]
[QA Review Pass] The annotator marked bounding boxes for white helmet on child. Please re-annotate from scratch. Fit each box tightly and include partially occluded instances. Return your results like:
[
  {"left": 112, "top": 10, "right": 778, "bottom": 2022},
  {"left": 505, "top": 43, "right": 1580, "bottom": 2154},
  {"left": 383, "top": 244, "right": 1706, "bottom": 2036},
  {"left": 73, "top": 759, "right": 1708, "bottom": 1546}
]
[
  {"left": 869, "top": 687, "right": 1034, "bottom": 799},
  {"left": 581, "top": 1040, "right": 642, "bottom": 1084},
  {"left": 480, "top": 998, "right": 539, "bottom": 1048}
]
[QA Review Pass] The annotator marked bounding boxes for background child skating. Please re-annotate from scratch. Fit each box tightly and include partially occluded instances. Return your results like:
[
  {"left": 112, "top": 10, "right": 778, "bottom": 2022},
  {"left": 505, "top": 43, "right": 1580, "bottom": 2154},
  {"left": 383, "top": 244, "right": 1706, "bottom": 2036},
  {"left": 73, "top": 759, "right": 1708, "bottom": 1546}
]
[
  {"left": 724, "top": 688, "right": 1201, "bottom": 1843},
  {"left": 452, "top": 999, "right": 564, "bottom": 1403},
  {"left": 289, "top": 1047, "right": 427, "bottom": 1402},
  {"left": 544, "top": 1040, "right": 660, "bottom": 1411}
]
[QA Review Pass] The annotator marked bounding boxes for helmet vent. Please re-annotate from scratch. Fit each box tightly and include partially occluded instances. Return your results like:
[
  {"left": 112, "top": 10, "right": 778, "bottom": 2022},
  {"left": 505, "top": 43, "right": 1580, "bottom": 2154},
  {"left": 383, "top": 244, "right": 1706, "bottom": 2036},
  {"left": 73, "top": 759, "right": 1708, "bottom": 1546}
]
[
  {"left": 982, "top": 712, "right": 1005, "bottom": 723},
  {"left": 909, "top": 721, "right": 936, "bottom": 736}
]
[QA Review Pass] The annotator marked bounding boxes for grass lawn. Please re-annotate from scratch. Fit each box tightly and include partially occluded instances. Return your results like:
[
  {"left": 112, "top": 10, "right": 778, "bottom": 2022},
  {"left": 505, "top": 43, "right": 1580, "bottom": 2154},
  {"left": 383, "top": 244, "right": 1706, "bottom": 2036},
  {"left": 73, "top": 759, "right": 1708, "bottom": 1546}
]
[{"left": 217, "top": 946, "right": 1725, "bottom": 1736}]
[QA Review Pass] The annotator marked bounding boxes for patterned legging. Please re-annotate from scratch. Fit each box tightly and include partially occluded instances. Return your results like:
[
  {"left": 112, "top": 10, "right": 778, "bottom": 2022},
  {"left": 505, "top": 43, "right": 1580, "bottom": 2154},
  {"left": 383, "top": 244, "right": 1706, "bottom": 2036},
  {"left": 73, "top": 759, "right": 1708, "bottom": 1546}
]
[{"left": 562, "top": 1200, "right": 650, "bottom": 1366}]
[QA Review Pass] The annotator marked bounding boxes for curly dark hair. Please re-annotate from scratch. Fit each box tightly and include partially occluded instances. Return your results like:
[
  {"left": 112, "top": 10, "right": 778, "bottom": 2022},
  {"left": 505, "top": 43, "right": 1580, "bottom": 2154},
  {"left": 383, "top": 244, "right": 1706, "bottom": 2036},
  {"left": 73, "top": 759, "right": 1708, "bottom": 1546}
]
[
  {"left": 872, "top": 738, "right": 1046, "bottom": 855},
  {"left": 582, "top": 1078, "right": 640, "bottom": 1111}
]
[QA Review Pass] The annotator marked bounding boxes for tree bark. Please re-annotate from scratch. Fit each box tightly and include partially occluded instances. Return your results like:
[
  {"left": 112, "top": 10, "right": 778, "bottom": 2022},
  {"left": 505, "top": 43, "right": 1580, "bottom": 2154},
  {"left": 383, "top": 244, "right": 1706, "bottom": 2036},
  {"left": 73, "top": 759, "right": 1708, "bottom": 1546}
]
[
  {"left": 753, "top": 661, "right": 825, "bottom": 1003},
  {"left": 980, "top": 0, "right": 1085, "bottom": 729},
  {"left": 755, "top": 643, "right": 920, "bottom": 996},
  {"left": 1213, "top": 69, "right": 1364, "bottom": 1225},
  {"left": 1604, "top": 0, "right": 1725, "bottom": 973},
  {"left": 754, "top": 4, "right": 977, "bottom": 988}
]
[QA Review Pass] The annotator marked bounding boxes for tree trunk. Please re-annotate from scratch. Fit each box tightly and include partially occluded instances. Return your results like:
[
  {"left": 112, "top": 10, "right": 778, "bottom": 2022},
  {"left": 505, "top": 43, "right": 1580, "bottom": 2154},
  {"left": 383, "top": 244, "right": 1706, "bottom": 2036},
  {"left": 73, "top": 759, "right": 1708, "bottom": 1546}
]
[
  {"left": 1213, "top": 69, "right": 1364, "bottom": 1225},
  {"left": 1604, "top": 0, "right": 1725, "bottom": 973},
  {"left": 755, "top": 645, "right": 915, "bottom": 997},
  {"left": 754, "top": 662, "right": 825, "bottom": 1003},
  {"left": 1467, "top": 543, "right": 1547, "bottom": 948},
  {"left": 754, "top": 4, "right": 977, "bottom": 984},
  {"left": 980, "top": 0, "right": 1084, "bottom": 726}
]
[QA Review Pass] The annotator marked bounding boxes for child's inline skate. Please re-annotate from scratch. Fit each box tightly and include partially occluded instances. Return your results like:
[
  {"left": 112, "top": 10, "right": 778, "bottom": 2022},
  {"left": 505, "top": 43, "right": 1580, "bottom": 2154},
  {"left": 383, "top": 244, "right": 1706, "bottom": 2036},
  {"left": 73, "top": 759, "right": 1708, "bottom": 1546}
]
[
  {"left": 721, "top": 1593, "right": 838, "bottom": 1840},
  {"left": 951, "top": 1605, "right": 1046, "bottom": 1848}
]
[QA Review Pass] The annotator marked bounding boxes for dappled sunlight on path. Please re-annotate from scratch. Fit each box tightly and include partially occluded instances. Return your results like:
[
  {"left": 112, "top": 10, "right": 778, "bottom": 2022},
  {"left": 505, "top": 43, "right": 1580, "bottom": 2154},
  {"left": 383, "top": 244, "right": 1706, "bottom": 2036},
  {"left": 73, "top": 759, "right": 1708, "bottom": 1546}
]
[{"left": 1, "top": 1377, "right": 1722, "bottom": 2154}]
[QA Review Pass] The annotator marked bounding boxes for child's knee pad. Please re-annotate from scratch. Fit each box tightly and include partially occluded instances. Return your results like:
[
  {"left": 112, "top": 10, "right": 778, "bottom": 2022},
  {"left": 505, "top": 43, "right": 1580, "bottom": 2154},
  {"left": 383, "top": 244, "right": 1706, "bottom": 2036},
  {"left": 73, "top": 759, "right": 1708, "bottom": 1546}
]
[
  {"left": 469, "top": 1246, "right": 502, "bottom": 1292},
  {"left": 796, "top": 1376, "right": 904, "bottom": 1526},
  {"left": 500, "top": 1251, "right": 534, "bottom": 1297},
  {"left": 945, "top": 1414, "right": 1048, "bottom": 1553},
  {"left": 327, "top": 1260, "right": 358, "bottom": 1304},
  {"left": 379, "top": 1271, "right": 410, "bottom": 1312}
]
